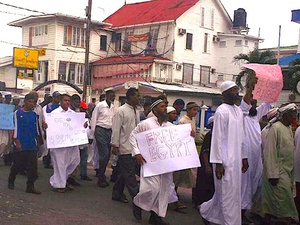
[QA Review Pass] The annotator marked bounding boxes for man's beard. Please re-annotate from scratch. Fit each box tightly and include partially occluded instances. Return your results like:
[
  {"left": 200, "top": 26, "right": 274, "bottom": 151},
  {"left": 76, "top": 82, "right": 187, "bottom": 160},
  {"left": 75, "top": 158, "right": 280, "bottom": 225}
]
[
  {"left": 157, "top": 111, "right": 168, "bottom": 122},
  {"left": 249, "top": 108, "right": 257, "bottom": 117}
]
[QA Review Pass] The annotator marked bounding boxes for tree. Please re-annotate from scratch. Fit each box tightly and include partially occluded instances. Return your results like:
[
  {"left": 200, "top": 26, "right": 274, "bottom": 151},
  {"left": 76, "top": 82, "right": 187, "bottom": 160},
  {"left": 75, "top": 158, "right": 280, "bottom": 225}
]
[
  {"left": 288, "top": 58, "right": 300, "bottom": 94},
  {"left": 233, "top": 48, "right": 277, "bottom": 90}
]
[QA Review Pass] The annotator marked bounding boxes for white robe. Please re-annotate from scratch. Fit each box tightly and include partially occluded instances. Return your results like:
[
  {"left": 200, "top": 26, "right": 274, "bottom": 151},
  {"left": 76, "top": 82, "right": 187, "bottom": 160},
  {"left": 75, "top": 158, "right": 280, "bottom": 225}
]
[
  {"left": 48, "top": 107, "right": 80, "bottom": 188},
  {"left": 130, "top": 116, "right": 173, "bottom": 217},
  {"left": 294, "top": 127, "right": 300, "bottom": 183},
  {"left": 200, "top": 103, "right": 247, "bottom": 225},
  {"left": 240, "top": 101, "right": 270, "bottom": 209}
]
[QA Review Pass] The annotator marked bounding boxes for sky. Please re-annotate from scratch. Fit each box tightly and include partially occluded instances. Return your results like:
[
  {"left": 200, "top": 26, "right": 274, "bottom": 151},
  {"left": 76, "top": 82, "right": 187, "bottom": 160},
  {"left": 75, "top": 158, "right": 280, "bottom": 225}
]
[{"left": 0, "top": 0, "right": 299, "bottom": 57}]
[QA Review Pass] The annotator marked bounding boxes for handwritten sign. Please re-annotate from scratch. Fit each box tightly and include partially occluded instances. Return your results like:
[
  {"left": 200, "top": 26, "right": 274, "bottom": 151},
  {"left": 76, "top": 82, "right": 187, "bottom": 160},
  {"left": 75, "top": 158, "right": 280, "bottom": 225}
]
[
  {"left": 134, "top": 124, "right": 200, "bottom": 177},
  {"left": 45, "top": 112, "right": 88, "bottom": 148},
  {"left": 243, "top": 64, "right": 283, "bottom": 102},
  {"left": 0, "top": 104, "right": 14, "bottom": 130}
]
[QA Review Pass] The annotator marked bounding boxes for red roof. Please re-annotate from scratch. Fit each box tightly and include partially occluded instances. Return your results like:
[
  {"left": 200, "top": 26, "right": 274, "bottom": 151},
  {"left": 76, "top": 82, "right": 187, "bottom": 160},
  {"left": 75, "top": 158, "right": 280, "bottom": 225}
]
[{"left": 104, "top": 0, "right": 199, "bottom": 28}]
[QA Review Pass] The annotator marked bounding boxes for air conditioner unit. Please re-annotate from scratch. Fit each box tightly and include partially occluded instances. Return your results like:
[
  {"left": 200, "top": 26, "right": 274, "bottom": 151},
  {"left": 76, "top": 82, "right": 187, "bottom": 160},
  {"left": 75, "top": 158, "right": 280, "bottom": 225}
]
[
  {"left": 176, "top": 64, "right": 182, "bottom": 70},
  {"left": 178, "top": 28, "right": 186, "bottom": 35},
  {"left": 213, "top": 35, "right": 220, "bottom": 42}
]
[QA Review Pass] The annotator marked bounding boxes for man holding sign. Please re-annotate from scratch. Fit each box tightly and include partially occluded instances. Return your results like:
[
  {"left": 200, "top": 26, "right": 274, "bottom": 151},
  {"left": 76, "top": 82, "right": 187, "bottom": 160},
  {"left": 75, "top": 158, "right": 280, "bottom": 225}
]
[
  {"left": 130, "top": 97, "right": 200, "bottom": 225},
  {"left": 46, "top": 94, "right": 87, "bottom": 193},
  {"left": 130, "top": 98, "right": 172, "bottom": 225}
]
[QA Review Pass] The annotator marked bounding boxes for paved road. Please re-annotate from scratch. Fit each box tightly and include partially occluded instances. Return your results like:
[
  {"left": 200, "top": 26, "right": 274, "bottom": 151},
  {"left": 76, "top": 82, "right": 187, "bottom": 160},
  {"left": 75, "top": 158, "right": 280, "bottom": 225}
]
[{"left": 0, "top": 159, "right": 203, "bottom": 225}]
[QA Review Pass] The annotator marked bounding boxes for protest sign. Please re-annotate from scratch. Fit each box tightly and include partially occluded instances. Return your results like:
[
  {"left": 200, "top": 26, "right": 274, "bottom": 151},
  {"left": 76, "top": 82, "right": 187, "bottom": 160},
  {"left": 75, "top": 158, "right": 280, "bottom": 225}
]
[
  {"left": 45, "top": 112, "right": 88, "bottom": 148},
  {"left": 0, "top": 104, "right": 14, "bottom": 130},
  {"left": 243, "top": 64, "right": 283, "bottom": 102},
  {"left": 134, "top": 124, "right": 200, "bottom": 177}
]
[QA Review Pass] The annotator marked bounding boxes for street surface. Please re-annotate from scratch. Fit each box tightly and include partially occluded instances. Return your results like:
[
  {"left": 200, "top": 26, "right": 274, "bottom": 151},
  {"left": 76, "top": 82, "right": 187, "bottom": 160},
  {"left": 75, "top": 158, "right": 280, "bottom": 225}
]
[{"left": 0, "top": 159, "right": 203, "bottom": 225}]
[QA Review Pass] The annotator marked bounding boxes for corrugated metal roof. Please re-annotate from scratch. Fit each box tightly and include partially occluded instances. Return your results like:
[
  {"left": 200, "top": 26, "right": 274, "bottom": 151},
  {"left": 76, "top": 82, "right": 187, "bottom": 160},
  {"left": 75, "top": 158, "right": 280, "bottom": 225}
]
[
  {"left": 138, "top": 82, "right": 221, "bottom": 94},
  {"left": 0, "top": 56, "right": 13, "bottom": 67},
  {"left": 104, "top": 0, "right": 199, "bottom": 28}
]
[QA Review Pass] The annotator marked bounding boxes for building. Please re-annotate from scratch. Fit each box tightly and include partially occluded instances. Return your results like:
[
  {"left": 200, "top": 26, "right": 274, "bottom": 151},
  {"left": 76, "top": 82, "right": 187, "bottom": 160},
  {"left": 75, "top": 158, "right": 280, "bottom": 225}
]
[
  {"left": 8, "top": 13, "right": 111, "bottom": 99},
  {"left": 91, "top": 0, "right": 261, "bottom": 108}
]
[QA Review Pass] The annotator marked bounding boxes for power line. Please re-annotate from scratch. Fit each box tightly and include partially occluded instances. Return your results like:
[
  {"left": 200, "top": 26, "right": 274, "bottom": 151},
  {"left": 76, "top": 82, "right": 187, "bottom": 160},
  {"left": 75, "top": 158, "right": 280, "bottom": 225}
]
[
  {"left": 0, "top": 2, "right": 46, "bottom": 14},
  {"left": 0, "top": 10, "right": 27, "bottom": 16},
  {"left": 0, "top": 40, "right": 105, "bottom": 58}
]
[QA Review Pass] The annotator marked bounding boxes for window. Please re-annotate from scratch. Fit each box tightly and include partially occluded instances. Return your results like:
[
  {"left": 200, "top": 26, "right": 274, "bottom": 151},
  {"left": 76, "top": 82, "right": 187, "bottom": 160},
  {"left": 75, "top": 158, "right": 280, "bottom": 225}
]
[
  {"left": 34, "top": 61, "right": 48, "bottom": 83},
  {"left": 68, "top": 63, "right": 76, "bottom": 84},
  {"left": 235, "top": 40, "right": 242, "bottom": 46},
  {"left": 63, "top": 25, "right": 85, "bottom": 47},
  {"left": 115, "top": 33, "right": 122, "bottom": 51},
  {"left": 210, "top": 9, "right": 215, "bottom": 29},
  {"left": 29, "top": 25, "right": 48, "bottom": 46},
  {"left": 219, "top": 41, "right": 226, "bottom": 47},
  {"left": 183, "top": 63, "right": 194, "bottom": 84},
  {"left": 149, "top": 27, "right": 159, "bottom": 51},
  {"left": 186, "top": 33, "right": 193, "bottom": 50},
  {"left": 58, "top": 62, "right": 67, "bottom": 80},
  {"left": 200, "top": 65, "right": 210, "bottom": 85},
  {"left": 200, "top": 7, "right": 205, "bottom": 27},
  {"left": 245, "top": 40, "right": 248, "bottom": 46},
  {"left": 58, "top": 61, "right": 84, "bottom": 85},
  {"left": 100, "top": 35, "right": 107, "bottom": 51},
  {"left": 76, "top": 64, "right": 85, "bottom": 84},
  {"left": 204, "top": 33, "right": 208, "bottom": 53}
]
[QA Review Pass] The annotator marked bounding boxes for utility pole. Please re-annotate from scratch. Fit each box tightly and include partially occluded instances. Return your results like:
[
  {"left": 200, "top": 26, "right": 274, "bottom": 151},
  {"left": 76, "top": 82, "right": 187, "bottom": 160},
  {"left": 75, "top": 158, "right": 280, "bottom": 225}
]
[
  {"left": 83, "top": 0, "right": 92, "bottom": 101},
  {"left": 277, "top": 25, "right": 281, "bottom": 65}
]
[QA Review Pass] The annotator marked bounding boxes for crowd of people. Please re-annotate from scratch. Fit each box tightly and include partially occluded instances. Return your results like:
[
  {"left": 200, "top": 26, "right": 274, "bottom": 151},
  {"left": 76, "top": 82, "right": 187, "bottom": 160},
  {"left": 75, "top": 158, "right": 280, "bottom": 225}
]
[{"left": 0, "top": 76, "right": 300, "bottom": 225}]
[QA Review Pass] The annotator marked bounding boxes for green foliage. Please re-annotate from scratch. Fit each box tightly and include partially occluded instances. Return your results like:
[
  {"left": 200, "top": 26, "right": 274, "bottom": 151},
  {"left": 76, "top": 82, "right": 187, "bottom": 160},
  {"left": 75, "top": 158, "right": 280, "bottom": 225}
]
[
  {"left": 288, "top": 59, "right": 300, "bottom": 94},
  {"left": 233, "top": 48, "right": 277, "bottom": 90}
]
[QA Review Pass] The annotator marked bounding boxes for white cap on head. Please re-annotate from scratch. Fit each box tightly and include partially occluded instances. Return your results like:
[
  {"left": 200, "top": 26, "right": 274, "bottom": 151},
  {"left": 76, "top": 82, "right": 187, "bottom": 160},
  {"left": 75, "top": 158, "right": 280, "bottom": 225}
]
[
  {"left": 208, "top": 116, "right": 214, "bottom": 125},
  {"left": 220, "top": 81, "right": 237, "bottom": 93},
  {"left": 167, "top": 106, "right": 176, "bottom": 114}
]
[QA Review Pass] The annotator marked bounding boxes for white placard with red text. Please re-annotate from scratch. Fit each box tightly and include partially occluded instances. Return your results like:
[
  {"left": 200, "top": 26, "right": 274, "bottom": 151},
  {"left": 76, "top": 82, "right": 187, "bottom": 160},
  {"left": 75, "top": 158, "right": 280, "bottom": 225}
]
[{"left": 243, "top": 64, "right": 283, "bottom": 103}]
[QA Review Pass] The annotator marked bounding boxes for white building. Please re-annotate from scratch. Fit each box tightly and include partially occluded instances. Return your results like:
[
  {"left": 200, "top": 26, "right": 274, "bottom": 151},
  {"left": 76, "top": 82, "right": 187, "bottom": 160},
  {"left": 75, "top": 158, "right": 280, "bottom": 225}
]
[
  {"left": 92, "top": 0, "right": 260, "bottom": 108},
  {"left": 8, "top": 13, "right": 111, "bottom": 98}
]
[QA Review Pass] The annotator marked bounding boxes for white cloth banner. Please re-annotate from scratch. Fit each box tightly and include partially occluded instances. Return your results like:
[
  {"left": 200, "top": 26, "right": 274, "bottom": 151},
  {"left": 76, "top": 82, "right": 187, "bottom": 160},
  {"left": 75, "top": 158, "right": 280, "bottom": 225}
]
[
  {"left": 45, "top": 112, "right": 88, "bottom": 148},
  {"left": 135, "top": 124, "right": 200, "bottom": 177}
]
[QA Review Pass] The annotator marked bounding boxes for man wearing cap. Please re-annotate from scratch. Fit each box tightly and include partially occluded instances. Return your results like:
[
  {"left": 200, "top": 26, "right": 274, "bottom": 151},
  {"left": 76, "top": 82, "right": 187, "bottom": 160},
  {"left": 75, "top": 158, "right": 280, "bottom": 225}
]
[
  {"left": 172, "top": 99, "right": 185, "bottom": 125},
  {"left": 239, "top": 83, "right": 271, "bottom": 222},
  {"left": 130, "top": 97, "right": 172, "bottom": 225},
  {"left": 200, "top": 80, "right": 249, "bottom": 225},
  {"left": 261, "top": 103, "right": 298, "bottom": 224},
  {"left": 173, "top": 102, "right": 199, "bottom": 197}
]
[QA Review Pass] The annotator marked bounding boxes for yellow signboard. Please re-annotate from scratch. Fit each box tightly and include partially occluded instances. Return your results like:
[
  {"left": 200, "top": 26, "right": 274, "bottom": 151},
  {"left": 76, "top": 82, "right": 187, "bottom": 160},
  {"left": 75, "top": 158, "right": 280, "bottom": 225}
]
[{"left": 13, "top": 47, "right": 39, "bottom": 69}]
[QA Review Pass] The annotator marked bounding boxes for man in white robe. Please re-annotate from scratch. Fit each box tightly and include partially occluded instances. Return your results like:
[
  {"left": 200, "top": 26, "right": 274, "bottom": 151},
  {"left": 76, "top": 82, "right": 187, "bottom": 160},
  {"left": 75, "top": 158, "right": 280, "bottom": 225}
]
[
  {"left": 130, "top": 98, "right": 172, "bottom": 225},
  {"left": 200, "top": 81, "right": 249, "bottom": 225},
  {"left": 240, "top": 97, "right": 271, "bottom": 219},
  {"left": 47, "top": 94, "right": 81, "bottom": 193}
]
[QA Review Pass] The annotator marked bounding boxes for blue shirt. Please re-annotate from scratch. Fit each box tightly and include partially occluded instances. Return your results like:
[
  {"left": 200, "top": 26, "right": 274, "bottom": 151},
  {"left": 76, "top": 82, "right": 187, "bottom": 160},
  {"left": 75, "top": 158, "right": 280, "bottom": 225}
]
[{"left": 14, "top": 108, "right": 38, "bottom": 151}]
